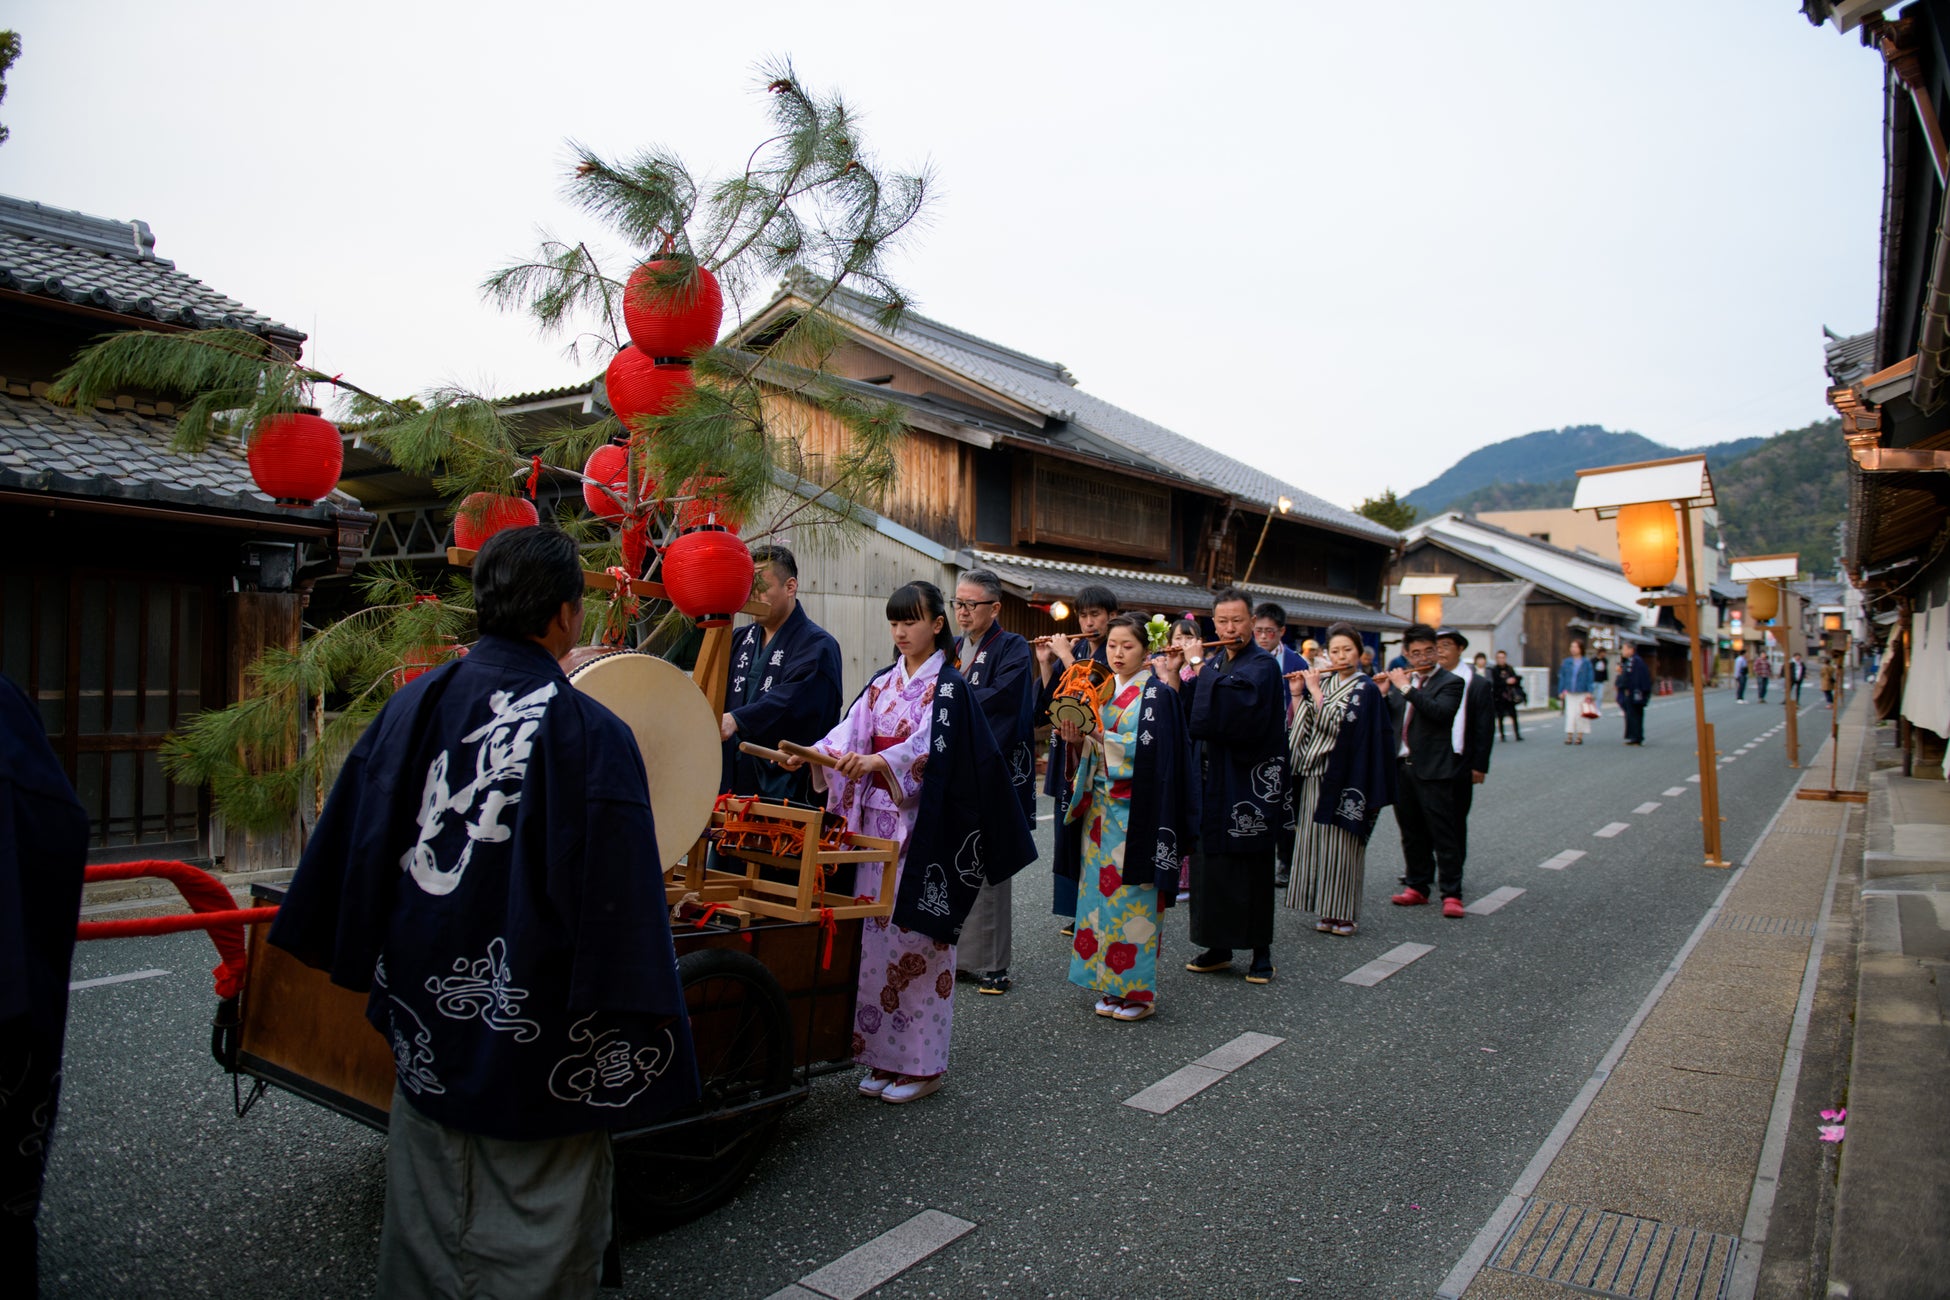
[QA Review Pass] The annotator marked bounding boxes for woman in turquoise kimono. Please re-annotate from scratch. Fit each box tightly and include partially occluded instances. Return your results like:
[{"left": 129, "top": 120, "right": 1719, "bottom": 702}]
[{"left": 1059, "top": 614, "right": 1192, "bottom": 1022}]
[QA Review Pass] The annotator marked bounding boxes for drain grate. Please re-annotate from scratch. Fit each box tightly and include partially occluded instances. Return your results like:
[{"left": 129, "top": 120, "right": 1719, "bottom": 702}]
[
  {"left": 1711, "top": 913, "right": 1817, "bottom": 938},
  {"left": 1485, "top": 1198, "right": 1738, "bottom": 1299},
  {"left": 1768, "top": 824, "right": 1839, "bottom": 836}
]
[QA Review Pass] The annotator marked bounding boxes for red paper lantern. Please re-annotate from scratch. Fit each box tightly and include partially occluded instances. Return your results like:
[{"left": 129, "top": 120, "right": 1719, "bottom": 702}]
[
  {"left": 673, "top": 475, "right": 746, "bottom": 534},
  {"left": 452, "top": 492, "right": 540, "bottom": 550},
  {"left": 581, "top": 443, "right": 659, "bottom": 520},
  {"left": 661, "top": 526, "right": 754, "bottom": 627},
  {"left": 623, "top": 259, "right": 724, "bottom": 359},
  {"left": 392, "top": 640, "right": 467, "bottom": 690},
  {"left": 247, "top": 412, "right": 343, "bottom": 506},
  {"left": 604, "top": 345, "right": 694, "bottom": 430}
]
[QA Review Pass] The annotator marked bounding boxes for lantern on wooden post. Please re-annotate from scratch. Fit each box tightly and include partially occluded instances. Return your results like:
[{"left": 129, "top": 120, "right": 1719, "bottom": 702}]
[
  {"left": 1574, "top": 455, "right": 1728, "bottom": 865},
  {"left": 1732, "top": 553, "right": 1809, "bottom": 777},
  {"left": 1745, "top": 578, "right": 1779, "bottom": 623},
  {"left": 1615, "top": 502, "right": 1680, "bottom": 589},
  {"left": 1399, "top": 574, "right": 1456, "bottom": 628}
]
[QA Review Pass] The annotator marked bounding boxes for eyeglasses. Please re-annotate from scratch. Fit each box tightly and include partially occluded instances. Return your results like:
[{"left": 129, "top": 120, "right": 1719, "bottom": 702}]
[{"left": 952, "top": 599, "right": 998, "bottom": 612}]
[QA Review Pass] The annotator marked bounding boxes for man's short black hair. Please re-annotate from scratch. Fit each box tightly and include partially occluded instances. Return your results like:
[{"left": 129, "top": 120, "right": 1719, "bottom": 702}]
[
  {"left": 1077, "top": 584, "right": 1120, "bottom": 615},
  {"left": 1402, "top": 622, "right": 1438, "bottom": 648},
  {"left": 1211, "top": 585, "right": 1252, "bottom": 613},
  {"left": 752, "top": 543, "right": 797, "bottom": 583},
  {"left": 1253, "top": 602, "right": 1287, "bottom": 625},
  {"left": 474, "top": 527, "right": 584, "bottom": 640},
  {"left": 956, "top": 568, "right": 1003, "bottom": 601}
]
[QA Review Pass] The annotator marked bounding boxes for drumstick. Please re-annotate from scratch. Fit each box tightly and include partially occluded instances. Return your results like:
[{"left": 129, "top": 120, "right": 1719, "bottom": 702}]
[
  {"left": 776, "top": 739, "right": 840, "bottom": 769},
  {"left": 737, "top": 741, "right": 798, "bottom": 767}
]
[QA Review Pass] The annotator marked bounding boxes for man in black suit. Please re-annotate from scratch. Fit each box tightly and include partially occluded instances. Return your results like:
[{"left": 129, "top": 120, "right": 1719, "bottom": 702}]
[
  {"left": 1436, "top": 629, "right": 1494, "bottom": 878},
  {"left": 1379, "top": 624, "right": 1470, "bottom": 918}
]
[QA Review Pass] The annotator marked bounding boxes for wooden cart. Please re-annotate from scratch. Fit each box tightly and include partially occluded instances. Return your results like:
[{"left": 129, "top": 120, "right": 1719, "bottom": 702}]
[{"left": 207, "top": 557, "right": 896, "bottom": 1228}]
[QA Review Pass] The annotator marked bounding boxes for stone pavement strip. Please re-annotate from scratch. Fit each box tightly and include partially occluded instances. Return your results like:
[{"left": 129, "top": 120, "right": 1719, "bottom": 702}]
[{"left": 1446, "top": 698, "right": 1871, "bottom": 1300}]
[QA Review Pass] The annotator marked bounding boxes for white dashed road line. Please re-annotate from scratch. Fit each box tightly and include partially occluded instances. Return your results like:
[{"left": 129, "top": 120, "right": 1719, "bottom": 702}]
[
  {"left": 1538, "top": 850, "right": 1586, "bottom": 871},
  {"left": 777, "top": 1209, "right": 978, "bottom": 1300},
  {"left": 1633, "top": 801, "right": 1662, "bottom": 815},
  {"left": 70, "top": 968, "right": 169, "bottom": 991},
  {"left": 1688, "top": 774, "right": 1702, "bottom": 783},
  {"left": 1340, "top": 942, "right": 1436, "bottom": 987},
  {"left": 1123, "top": 1031, "right": 1285, "bottom": 1114},
  {"left": 1593, "top": 822, "right": 1630, "bottom": 838},
  {"left": 1663, "top": 786, "right": 1688, "bottom": 797},
  {"left": 1467, "top": 886, "right": 1525, "bottom": 916}
]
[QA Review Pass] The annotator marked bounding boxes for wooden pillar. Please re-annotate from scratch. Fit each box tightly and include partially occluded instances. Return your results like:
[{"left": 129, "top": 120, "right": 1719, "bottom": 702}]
[
  {"left": 220, "top": 590, "right": 304, "bottom": 873},
  {"left": 1679, "top": 505, "right": 1727, "bottom": 867}
]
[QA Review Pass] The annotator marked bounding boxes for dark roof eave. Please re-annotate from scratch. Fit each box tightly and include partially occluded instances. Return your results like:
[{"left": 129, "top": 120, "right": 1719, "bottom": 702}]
[{"left": 0, "top": 483, "right": 342, "bottom": 536}]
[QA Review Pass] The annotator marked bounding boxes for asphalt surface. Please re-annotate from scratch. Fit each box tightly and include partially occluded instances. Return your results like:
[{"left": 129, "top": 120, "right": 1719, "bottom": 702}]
[{"left": 37, "top": 688, "right": 1833, "bottom": 1298}]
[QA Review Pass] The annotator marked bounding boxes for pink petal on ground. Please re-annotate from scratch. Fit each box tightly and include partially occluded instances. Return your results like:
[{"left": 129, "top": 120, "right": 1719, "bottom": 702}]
[
  {"left": 1818, "top": 1124, "right": 1846, "bottom": 1143},
  {"left": 1820, "top": 1107, "right": 1847, "bottom": 1122},
  {"left": 1409, "top": 1204, "right": 1422, "bottom": 1210}
]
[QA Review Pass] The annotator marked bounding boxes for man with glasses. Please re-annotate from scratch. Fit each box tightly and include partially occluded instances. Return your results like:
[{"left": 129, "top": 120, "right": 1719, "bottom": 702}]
[
  {"left": 952, "top": 569, "right": 1039, "bottom": 995},
  {"left": 1380, "top": 624, "right": 1470, "bottom": 918},
  {"left": 717, "top": 544, "right": 843, "bottom": 805}
]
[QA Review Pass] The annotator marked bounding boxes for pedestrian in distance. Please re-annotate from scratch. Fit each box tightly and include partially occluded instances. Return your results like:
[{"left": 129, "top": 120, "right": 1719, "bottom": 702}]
[
  {"left": 1282, "top": 623, "right": 1394, "bottom": 937},
  {"left": 1820, "top": 654, "right": 1837, "bottom": 705},
  {"left": 270, "top": 527, "right": 698, "bottom": 1298},
  {"left": 1614, "top": 641, "right": 1653, "bottom": 746},
  {"left": 1559, "top": 638, "right": 1596, "bottom": 745},
  {"left": 1754, "top": 650, "right": 1772, "bottom": 703},
  {"left": 1381, "top": 624, "right": 1471, "bottom": 918},
  {"left": 1490, "top": 648, "right": 1525, "bottom": 741},
  {"left": 1037, "top": 585, "right": 1119, "bottom": 937},
  {"left": 1733, "top": 649, "right": 1749, "bottom": 702},
  {"left": 1359, "top": 645, "right": 1377, "bottom": 677},
  {"left": 1592, "top": 651, "right": 1609, "bottom": 691},
  {"left": 782, "top": 580, "right": 1037, "bottom": 1104},
  {"left": 1159, "top": 587, "right": 1285, "bottom": 984},
  {"left": 1790, "top": 653, "right": 1806, "bottom": 703},
  {"left": 1060, "top": 615, "right": 1195, "bottom": 1022}
]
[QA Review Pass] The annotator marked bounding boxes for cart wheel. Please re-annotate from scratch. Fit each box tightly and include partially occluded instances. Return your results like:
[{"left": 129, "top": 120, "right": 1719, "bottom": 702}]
[{"left": 616, "top": 946, "right": 794, "bottom": 1230}]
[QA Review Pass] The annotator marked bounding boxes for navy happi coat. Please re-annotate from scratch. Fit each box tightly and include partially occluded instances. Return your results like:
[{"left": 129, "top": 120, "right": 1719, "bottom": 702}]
[
  {"left": 1186, "top": 642, "right": 1288, "bottom": 855},
  {"left": 883, "top": 658, "right": 1039, "bottom": 943},
  {"left": 956, "top": 622, "right": 1038, "bottom": 827},
  {"left": 721, "top": 604, "right": 843, "bottom": 802},
  {"left": 270, "top": 636, "right": 698, "bottom": 1141},
  {"left": 1312, "top": 672, "right": 1396, "bottom": 844}
]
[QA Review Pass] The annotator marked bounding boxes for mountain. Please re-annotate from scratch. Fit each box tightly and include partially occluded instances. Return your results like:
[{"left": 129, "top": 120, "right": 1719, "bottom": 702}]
[
  {"left": 1712, "top": 418, "right": 1847, "bottom": 572},
  {"left": 1403, "top": 425, "right": 1769, "bottom": 515}
]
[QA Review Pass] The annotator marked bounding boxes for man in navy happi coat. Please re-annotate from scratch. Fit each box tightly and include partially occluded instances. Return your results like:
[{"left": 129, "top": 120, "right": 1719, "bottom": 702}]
[
  {"left": 1036, "top": 584, "right": 1119, "bottom": 932},
  {"left": 1, "top": 674, "right": 88, "bottom": 1295},
  {"left": 950, "top": 568, "right": 1038, "bottom": 994},
  {"left": 1167, "top": 587, "right": 1287, "bottom": 985},
  {"left": 271, "top": 527, "right": 696, "bottom": 1298},
  {"left": 718, "top": 544, "right": 842, "bottom": 804}
]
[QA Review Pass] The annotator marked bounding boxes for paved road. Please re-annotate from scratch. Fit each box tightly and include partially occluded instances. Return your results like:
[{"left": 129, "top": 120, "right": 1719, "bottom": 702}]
[{"left": 39, "top": 689, "right": 1833, "bottom": 1298}]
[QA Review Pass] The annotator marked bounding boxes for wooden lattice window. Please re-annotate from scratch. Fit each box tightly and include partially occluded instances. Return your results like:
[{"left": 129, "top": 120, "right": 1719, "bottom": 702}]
[
  {"left": 0, "top": 569, "right": 215, "bottom": 855},
  {"left": 1015, "top": 459, "right": 1170, "bottom": 560}
]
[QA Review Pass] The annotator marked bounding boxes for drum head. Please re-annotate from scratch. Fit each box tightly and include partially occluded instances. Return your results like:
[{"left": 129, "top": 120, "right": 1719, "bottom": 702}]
[
  {"left": 1049, "top": 693, "right": 1100, "bottom": 735},
  {"left": 566, "top": 650, "right": 721, "bottom": 872}
]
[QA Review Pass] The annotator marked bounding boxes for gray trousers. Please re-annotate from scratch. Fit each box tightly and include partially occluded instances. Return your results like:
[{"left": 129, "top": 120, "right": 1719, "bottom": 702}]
[
  {"left": 955, "top": 877, "right": 1014, "bottom": 974},
  {"left": 378, "top": 1087, "right": 613, "bottom": 1300}
]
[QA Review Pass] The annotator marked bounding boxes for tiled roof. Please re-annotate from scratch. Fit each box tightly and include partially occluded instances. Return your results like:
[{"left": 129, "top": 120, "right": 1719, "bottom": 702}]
[
  {"left": 0, "top": 388, "right": 346, "bottom": 521},
  {"left": 969, "top": 549, "right": 1406, "bottom": 631},
  {"left": 1385, "top": 580, "right": 1533, "bottom": 628},
  {"left": 769, "top": 275, "right": 1402, "bottom": 546},
  {"left": 1822, "top": 326, "right": 1876, "bottom": 388},
  {"left": 1405, "top": 530, "right": 1645, "bottom": 623},
  {"left": 0, "top": 195, "right": 302, "bottom": 344}
]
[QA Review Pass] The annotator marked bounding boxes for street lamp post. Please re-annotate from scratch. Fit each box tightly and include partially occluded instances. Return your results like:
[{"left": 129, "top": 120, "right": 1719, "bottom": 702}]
[
  {"left": 1238, "top": 496, "right": 1292, "bottom": 587},
  {"left": 1572, "top": 455, "right": 1729, "bottom": 868},
  {"left": 1730, "top": 554, "right": 1801, "bottom": 769}
]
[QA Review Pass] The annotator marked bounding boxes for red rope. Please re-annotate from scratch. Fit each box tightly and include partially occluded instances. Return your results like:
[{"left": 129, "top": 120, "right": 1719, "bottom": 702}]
[
  {"left": 78, "top": 860, "right": 268, "bottom": 998},
  {"left": 817, "top": 905, "right": 837, "bottom": 969},
  {"left": 526, "top": 453, "right": 543, "bottom": 500}
]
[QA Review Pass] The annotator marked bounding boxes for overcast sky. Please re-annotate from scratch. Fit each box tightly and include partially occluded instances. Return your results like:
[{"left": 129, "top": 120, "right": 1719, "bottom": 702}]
[{"left": 3, "top": 1, "right": 1885, "bottom": 511}]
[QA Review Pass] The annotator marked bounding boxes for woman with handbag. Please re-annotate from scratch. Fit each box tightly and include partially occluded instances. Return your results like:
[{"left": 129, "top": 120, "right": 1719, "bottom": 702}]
[{"left": 1559, "top": 638, "right": 1596, "bottom": 745}]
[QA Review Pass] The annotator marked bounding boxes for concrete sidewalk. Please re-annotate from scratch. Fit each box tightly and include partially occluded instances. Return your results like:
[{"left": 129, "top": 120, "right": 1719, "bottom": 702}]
[
  {"left": 1826, "top": 761, "right": 1950, "bottom": 1299},
  {"left": 1445, "top": 695, "right": 1876, "bottom": 1299}
]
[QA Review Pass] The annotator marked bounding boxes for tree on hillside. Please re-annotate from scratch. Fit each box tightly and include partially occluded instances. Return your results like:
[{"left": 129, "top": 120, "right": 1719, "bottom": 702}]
[
  {"left": 1356, "top": 488, "right": 1418, "bottom": 531},
  {"left": 51, "top": 60, "right": 933, "bottom": 833},
  {"left": 0, "top": 31, "right": 21, "bottom": 146}
]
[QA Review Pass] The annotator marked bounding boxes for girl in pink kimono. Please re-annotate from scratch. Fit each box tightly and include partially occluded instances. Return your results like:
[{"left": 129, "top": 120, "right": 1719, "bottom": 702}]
[{"left": 788, "top": 581, "right": 959, "bottom": 1105}]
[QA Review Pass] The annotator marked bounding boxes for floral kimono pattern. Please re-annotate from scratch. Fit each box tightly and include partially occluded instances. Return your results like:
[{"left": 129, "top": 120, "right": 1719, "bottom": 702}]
[
  {"left": 812, "top": 650, "right": 956, "bottom": 1076},
  {"left": 1065, "top": 672, "right": 1160, "bottom": 1003}
]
